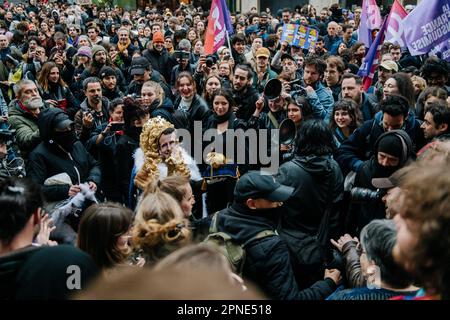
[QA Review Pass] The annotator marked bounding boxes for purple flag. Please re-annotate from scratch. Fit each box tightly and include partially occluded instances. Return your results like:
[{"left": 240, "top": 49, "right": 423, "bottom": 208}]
[
  {"left": 358, "top": 0, "right": 382, "bottom": 48},
  {"left": 403, "top": 0, "right": 450, "bottom": 60},
  {"left": 220, "top": 0, "right": 234, "bottom": 35},
  {"left": 358, "top": 17, "right": 389, "bottom": 91}
]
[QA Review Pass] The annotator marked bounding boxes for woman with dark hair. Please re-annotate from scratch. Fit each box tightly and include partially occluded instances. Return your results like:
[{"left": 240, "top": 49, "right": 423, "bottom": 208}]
[
  {"left": 77, "top": 202, "right": 133, "bottom": 274},
  {"left": 329, "top": 99, "right": 362, "bottom": 147},
  {"left": 115, "top": 97, "right": 149, "bottom": 207},
  {"left": 202, "top": 75, "right": 222, "bottom": 107},
  {"left": 276, "top": 119, "right": 344, "bottom": 287},
  {"left": 37, "top": 30, "right": 55, "bottom": 57},
  {"left": 87, "top": 98, "right": 124, "bottom": 202},
  {"left": 287, "top": 95, "right": 314, "bottom": 129},
  {"left": 202, "top": 89, "right": 240, "bottom": 213},
  {"left": 192, "top": 38, "right": 204, "bottom": 65},
  {"left": 37, "top": 61, "right": 79, "bottom": 119},
  {"left": 350, "top": 42, "right": 366, "bottom": 67},
  {"left": 383, "top": 72, "right": 416, "bottom": 108},
  {"left": 173, "top": 72, "right": 211, "bottom": 133}
]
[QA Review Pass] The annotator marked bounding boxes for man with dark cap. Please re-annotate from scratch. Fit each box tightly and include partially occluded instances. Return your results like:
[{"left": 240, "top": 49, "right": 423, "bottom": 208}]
[
  {"left": 126, "top": 56, "right": 172, "bottom": 100},
  {"left": 209, "top": 171, "right": 341, "bottom": 300},
  {"left": 99, "top": 66, "right": 122, "bottom": 100},
  {"left": 346, "top": 130, "right": 414, "bottom": 235},
  {"left": 27, "top": 108, "right": 101, "bottom": 203},
  {"left": 371, "top": 164, "right": 415, "bottom": 219}
]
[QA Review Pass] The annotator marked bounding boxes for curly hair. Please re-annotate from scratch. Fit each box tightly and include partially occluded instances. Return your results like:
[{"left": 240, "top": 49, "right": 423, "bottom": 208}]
[
  {"left": 132, "top": 190, "right": 191, "bottom": 265},
  {"left": 134, "top": 117, "right": 190, "bottom": 190},
  {"left": 400, "top": 162, "right": 450, "bottom": 298}
]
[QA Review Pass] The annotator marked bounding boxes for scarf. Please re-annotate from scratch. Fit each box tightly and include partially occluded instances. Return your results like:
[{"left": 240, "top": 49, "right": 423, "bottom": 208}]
[
  {"left": 117, "top": 39, "right": 131, "bottom": 53},
  {"left": 213, "top": 109, "right": 233, "bottom": 124},
  {"left": 8, "top": 65, "right": 23, "bottom": 100},
  {"left": 179, "top": 96, "right": 194, "bottom": 112}
]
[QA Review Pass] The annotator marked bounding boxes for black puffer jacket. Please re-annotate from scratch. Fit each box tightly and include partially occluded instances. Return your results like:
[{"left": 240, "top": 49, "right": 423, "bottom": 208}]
[
  {"left": 115, "top": 133, "right": 140, "bottom": 206},
  {"left": 232, "top": 86, "right": 260, "bottom": 121},
  {"left": 149, "top": 97, "right": 176, "bottom": 124},
  {"left": 215, "top": 203, "right": 337, "bottom": 300},
  {"left": 173, "top": 94, "right": 211, "bottom": 132},
  {"left": 277, "top": 155, "right": 344, "bottom": 236},
  {"left": 27, "top": 109, "right": 101, "bottom": 202},
  {"left": 142, "top": 48, "right": 175, "bottom": 83}
]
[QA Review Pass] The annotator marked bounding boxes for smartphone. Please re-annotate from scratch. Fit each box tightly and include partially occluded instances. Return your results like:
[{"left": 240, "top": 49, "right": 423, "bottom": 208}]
[{"left": 110, "top": 122, "right": 124, "bottom": 131}]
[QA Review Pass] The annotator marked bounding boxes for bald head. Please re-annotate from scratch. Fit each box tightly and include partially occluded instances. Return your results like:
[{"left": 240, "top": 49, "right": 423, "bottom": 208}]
[{"left": 0, "top": 35, "right": 9, "bottom": 49}]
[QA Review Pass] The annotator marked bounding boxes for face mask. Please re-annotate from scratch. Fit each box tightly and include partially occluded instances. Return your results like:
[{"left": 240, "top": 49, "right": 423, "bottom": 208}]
[{"left": 52, "top": 130, "right": 77, "bottom": 152}]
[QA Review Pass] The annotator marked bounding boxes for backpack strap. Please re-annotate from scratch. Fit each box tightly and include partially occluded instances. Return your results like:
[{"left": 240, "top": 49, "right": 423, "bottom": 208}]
[
  {"left": 209, "top": 211, "right": 220, "bottom": 234},
  {"left": 243, "top": 229, "right": 278, "bottom": 248}
]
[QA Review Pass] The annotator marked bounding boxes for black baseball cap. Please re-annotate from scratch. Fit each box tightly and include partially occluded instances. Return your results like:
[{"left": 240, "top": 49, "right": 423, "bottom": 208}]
[
  {"left": 129, "top": 57, "right": 150, "bottom": 76},
  {"left": 99, "top": 66, "right": 116, "bottom": 79},
  {"left": 281, "top": 53, "right": 296, "bottom": 63},
  {"left": 52, "top": 112, "right": 73, "bottom": 130},
  {"left": 234, "top": 171, "right": 294, "bottom": 203}
]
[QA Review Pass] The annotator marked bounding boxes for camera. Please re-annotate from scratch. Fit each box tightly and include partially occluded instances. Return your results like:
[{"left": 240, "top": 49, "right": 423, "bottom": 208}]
[
  {"left": 173, "top": 50, "right": 190, "bottom": 61},
  {"left": 205, "top": 54, "right": 217, "bottom": 67},
  {"left": 0, "top": 129, "right": 16, "bottom": 145},
  {"left": 350, "top": 187, "right": 384, "bottom": 202}
]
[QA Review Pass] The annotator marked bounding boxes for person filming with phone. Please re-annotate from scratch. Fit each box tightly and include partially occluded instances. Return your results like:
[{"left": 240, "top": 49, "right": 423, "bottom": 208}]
[{"left": 87, "top": 98, "right": 124, "bottom": 202}]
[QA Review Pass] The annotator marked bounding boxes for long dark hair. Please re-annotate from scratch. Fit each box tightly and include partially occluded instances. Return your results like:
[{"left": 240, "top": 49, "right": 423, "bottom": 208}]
[
  {"left": 77, "top": 202, "right": 133, "bottom": 270},
  {"left": 388, "top": 72, "right": 416, "bottom": 107},
  {"left": 295, "top": 119, "right": 336, "bottom": 156}
]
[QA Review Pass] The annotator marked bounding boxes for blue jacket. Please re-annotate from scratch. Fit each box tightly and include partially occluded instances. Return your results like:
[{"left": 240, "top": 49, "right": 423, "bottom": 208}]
[
  {"left": 306, "top": 82, "right": 335, "bottom": 123},
  {"left": 323, "top": 35, "right": 341, "bottom": 52},
  {"left": 335, "top": 110, "right": 426, "bottom": 175},
  {"left": 329, "top": 38, "right": 357, "bottom": 55}
]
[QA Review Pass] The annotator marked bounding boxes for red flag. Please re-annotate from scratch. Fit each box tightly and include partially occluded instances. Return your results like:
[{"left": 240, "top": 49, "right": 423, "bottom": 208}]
[
  {"left": 204, "top": 0, "right": 227, "bottom": 55},
  {"left": 358, "top": 17, "right": 389, "bottom": 91},
  {"left": 385, "top": 0, "right": 408, "bottom": 49}
]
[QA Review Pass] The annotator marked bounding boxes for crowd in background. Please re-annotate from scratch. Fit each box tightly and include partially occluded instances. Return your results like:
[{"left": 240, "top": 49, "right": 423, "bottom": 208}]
[{"left": 0, "top": 0, "right": 449, "bottom": 301}]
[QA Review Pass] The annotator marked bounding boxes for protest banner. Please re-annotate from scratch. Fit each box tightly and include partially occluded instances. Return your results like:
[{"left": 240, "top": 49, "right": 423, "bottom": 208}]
[
  {"left": 280, "top": 24, "right": 297, "bottom": 45},
  {"left": 281, "top": 24, "right": 318, "bottom": 49},
  {"left": 403, "top": 0, "right": 450, "bottom": 60}
]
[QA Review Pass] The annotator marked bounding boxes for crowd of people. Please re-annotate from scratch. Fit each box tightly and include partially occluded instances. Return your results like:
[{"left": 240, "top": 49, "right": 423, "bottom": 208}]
[{"left": 0, "top": 0, "right": 449, "bottom": 301}]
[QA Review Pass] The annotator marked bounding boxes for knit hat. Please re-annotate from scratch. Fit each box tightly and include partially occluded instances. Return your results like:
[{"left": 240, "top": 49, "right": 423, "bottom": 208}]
[
  {"left": 77, "top": 46, "right": 92, "bottom": 59},
  {"left": 91, "top": 45, "right": 107, "bottom": 58},
  {"left": 152, "top": 31, "right": 164, "bottom": 44},
  {"left": 99, "top": 66, "right": 116, "bottom": 79},
  {"left": 377, "top": 134, "right": 403, "bottom": 159}
]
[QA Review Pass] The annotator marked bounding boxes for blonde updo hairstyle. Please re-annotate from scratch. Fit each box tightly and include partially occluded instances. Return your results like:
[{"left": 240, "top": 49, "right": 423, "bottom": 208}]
[
  {"left": 134, "top": 117, "right": 190, "bottom": 190},
  {"left": 132, "top": 188, "right": 191, "bottom": 265}
]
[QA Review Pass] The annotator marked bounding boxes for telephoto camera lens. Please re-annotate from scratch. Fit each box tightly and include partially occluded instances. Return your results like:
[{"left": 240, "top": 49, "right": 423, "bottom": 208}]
[{"left": 350, "top": 187, "right": 381, "bottom": 202}]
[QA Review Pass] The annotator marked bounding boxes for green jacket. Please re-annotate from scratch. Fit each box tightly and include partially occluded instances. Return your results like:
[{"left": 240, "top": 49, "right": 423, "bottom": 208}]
[
  {"left": 8, "top": 99, "right": 42, "bottom": 157},
  {"left": 253, "top": 68, "right": 278, "bottom": 94}
]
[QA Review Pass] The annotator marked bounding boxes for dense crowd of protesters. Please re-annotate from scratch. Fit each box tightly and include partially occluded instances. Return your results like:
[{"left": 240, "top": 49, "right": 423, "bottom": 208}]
[{"left": 0, "top": 0, "right": 449, "bottom": 301}]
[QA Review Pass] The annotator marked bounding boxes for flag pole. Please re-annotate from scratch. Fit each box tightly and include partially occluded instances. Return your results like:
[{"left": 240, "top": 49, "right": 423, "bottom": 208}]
[{"left": 226, "top": 29, "right": 232, "bottom": 52}]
